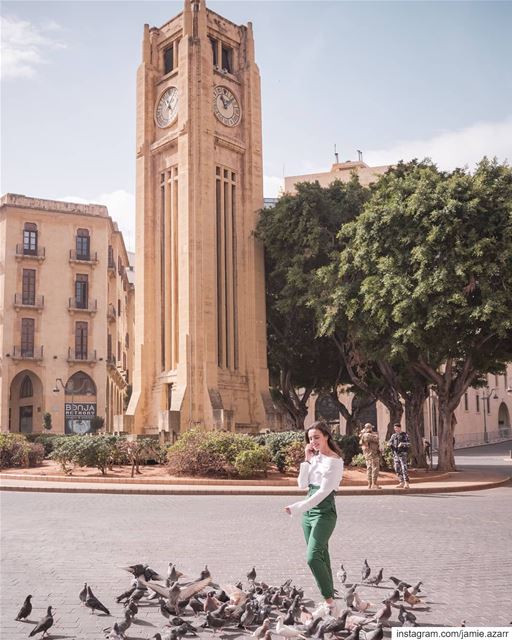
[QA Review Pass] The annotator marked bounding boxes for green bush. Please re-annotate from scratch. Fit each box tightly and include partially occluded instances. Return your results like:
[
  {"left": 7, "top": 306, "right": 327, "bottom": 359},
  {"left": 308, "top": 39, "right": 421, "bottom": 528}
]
[
  {"left": 233, "top": 447, "right": 270, "bottom": 478},
  {"left": 350, "top": 453, "right": 367, "bottom": 468},
  {"left": 0, "top": 433, "right": 44, "bottom": 469},
  {"left": 50, "top": 434, "right": 120, "bottom": 475},
  {"left": 167, "top": 428, "right": 267, "bottom": 478},
  {"left": 333, "top": 434, "right": 361, "bottom": 466},
  {"left": 42, "top": 412, "right": 52, "bottom": 431},
  {"left": 26, "top": 433, "right": 68, "bottom": 457},
  {"left": 257, "top": 431, "right": 305, "bottom": 472},
  {"left": 282, "top": 439, "right": 306, "bottom": 472}
]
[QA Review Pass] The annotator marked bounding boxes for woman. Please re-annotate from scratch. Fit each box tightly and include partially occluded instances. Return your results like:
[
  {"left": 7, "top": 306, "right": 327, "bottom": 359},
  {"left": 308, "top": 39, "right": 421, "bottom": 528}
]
[{"left": 285, "top": 421, "right": 344, "bottom": 612}]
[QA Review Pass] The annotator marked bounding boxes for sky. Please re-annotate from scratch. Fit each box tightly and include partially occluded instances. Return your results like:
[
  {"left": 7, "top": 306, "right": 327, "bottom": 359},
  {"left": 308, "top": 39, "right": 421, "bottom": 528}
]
[{"left": 1, "top": 0, "right": 512, "bottom": 251}]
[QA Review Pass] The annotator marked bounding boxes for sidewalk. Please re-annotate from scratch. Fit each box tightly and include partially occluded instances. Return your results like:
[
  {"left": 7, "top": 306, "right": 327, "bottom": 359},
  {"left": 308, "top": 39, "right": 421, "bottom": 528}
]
[{"left": 1, "top": 468, "right": 509, "bottom": 495}]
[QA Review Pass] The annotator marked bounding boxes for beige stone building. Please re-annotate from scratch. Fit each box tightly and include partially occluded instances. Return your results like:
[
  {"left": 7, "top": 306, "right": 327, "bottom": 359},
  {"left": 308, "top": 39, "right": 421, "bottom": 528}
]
[
  {"left": 0, "top": 194, "right": 134, "bottom": 434},
  {"left": 126, "top": 0, "right": 275, "bottom": 437},
  {"left": 284, "top": 160, "right": 390, "bottom": 193}
]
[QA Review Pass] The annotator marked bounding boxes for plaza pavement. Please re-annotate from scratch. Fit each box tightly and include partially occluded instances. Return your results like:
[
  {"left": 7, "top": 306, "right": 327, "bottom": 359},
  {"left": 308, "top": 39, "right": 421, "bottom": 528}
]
[{"left": 1, "top": 442, "right": 511, "bottom": 639}]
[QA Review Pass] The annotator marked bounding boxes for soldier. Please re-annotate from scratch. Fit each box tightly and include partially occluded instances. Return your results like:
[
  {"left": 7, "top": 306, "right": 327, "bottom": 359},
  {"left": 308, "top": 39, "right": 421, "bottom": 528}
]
[
  {"left": 359, "top": 423, "right": 381, "bottom": 489},
  {"left": 388, "top": 423, "right": 411, "bottom": 489}
]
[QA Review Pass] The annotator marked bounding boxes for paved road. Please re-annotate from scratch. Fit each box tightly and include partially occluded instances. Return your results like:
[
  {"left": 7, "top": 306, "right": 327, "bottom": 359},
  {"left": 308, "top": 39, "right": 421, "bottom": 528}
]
[{"left": 1, "top": 444, "right": 511, "bottom": 639}]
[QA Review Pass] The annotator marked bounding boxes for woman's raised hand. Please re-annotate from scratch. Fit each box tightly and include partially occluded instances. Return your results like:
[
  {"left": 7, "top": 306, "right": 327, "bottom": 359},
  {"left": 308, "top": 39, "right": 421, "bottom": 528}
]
[{"left": 305, "top": 444, "right": 315, "bottom": 462}]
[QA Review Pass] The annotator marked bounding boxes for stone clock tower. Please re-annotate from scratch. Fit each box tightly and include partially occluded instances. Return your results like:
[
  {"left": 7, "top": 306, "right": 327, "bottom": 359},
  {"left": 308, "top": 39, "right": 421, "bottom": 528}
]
[{"left": 126, "top": 0, "right": 276, "bottom": 436}]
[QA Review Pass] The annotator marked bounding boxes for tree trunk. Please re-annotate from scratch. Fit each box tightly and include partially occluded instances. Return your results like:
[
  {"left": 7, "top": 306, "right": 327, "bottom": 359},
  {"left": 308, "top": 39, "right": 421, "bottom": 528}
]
[
  {"left": 271, "top": 368, "right": 312, "bottom": 430},
  {"left": 328, "top": 391, "right": 359, "bottom": 436},
  {"left": 379, "top": 388, "right": 403, "bottom": 439},
  {"left": 404, "top": 390, "right": 427, "bottom": 467},
  {"left": 436, "top": 395, "right": 456, "bottom": 471}
]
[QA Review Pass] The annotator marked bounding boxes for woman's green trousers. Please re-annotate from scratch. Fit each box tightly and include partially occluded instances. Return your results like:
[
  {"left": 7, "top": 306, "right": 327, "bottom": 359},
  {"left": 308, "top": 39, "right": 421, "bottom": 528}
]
[{"left": 301, "top": 484, "right": 337, "bottom": 600}]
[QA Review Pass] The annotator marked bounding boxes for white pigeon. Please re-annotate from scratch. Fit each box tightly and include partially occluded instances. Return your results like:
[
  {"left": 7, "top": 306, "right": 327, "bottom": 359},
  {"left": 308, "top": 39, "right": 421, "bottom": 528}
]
[
  {"left": 354, "top": 592, "right": 373, "bottom": 612},
  {"left": 345, "top": 614, "right": 369, "bottom": 631},
  {"left": 275, "top": 615, "right": 306, "bottom": 638}
]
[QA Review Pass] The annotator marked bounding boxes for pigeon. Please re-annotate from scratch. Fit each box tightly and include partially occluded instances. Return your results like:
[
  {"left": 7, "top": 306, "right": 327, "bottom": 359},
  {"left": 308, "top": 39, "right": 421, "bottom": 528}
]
[
  {"left": 204, "top": 592, "right": 222, "bottom": 613},
  {"left": 167, "top": 563, "right": 184, "bottom": 582},
  {"left": 199, "top": 565, "right": 211, "bottom": 580},
  {"left": 398, "top": 605, "right": 417, "bottom": 626},
  {"left": 15, "top": 594, "right": 32, "bottom": 621},
  {"left": 361, "top": 560, "right": 371, "bottom": 582},
  {"left": 389, "top": 577, "right": 411, "bottom": 591},
  {"left": 240, "top": 602, "right": 257, "bottom": 628},
  {"left": 205, "top": 612, "right": 225, "bottom": 633},
  {"left": 247, "top": 567, "right": 257, "bottom": 582},
  {"left": 386, "top": 589, "right": 401, "bottom": 604},
  {"left": 299, "top": 605, "right": 312, "bottom": 625},
  {"left": 411, "top": 581, "right": 423, "bottom": 595},
  {"left": 337, "top": 564, "right": 347, "bottom": 585},
  {"left": 29, "top": 606, "right": 54, "bottom": 637},
  {"left": 354, "top": 592, "right": 373, "bottom": 613},
  {"left": 253, "top": 618, "right": 271, "bottom": 638},
  {"left": 282, "top": 608, "right": 295, "bottom": 626},
  {"left": 121, "top": 563, "right": 163, "bottom": 581},
  {"left": 160, "top": 598, "right": 174, "bottom": 622},
  {"left": 403, "top": 588, "right": 422, "bottom": 608},
  {"left": 345, "top": 615, "right": 369, "bottom": 632},
  {"left": 345, "top": 584, "right": 357, "bottom": 608},
  {"left": 116, "top": 585, "right": 136, "bottom": 603},
  {"left": 188, "top": 597, "right": 204, "bottom": 616},
  {"left": 106, "top": 622, "right": 124, "bottom": 640},
  {"left": 125, "top": 598, "right": 138, "bottom": 618},
  {"left": 344, "top": 624, "right": 363, "bottom": 640},
  {"left": 365, "top": 624, "right": 384, "bottom": 640},
  {"left": 275, "top": 615, "right": 306, "bottom": 638},
  {"left": 79, "top": 583, "right": 88, "bottom": 605},
  {"left": 141, "top": 576, "right": 212, "bottom": 614},
  {"left": 116, "top": 609, "right": 133, "bottom": 635},
  {"left": 367, "top": 569, "right": 383, "bottom": 586},
  {"left": 368, "top": 600, "right": 392, "bottom": 625},
  {"left": 85, "top": 585, "right": 110, "bottom": 615},
  {"left": 318, "top": 610, "right": 350, "bottom": 637}
]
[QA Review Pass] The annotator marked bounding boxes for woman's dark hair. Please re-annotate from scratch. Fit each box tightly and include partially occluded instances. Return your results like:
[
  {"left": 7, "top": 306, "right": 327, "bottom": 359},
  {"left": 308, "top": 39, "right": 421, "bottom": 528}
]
[{"left": 305, "top": 421, "right": 343, "bottom": 457}]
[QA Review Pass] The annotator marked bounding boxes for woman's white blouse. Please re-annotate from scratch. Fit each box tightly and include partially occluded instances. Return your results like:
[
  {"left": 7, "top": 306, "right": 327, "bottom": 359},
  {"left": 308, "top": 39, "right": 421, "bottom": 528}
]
[{"left": 286, "top": 454, "right": 344, "bottom": 518}]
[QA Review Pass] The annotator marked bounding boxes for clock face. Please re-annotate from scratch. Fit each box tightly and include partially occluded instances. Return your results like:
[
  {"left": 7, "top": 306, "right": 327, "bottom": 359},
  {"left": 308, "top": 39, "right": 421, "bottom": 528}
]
[
  {"left": 155, "top": 86, "right": 178, "bottom": 128},
  {"left": 213, "top": 85, "right": 241, "bottom": 127}
]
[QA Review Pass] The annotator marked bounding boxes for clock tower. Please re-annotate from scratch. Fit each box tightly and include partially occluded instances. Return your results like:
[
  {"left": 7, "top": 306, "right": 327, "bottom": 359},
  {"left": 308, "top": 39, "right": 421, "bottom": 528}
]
[{"left": 127, "top": 0, "right": 276, "bottom": 436}]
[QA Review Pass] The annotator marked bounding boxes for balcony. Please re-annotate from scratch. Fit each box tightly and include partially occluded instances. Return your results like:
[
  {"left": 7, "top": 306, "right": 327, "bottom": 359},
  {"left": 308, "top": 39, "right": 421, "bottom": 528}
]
[
  {"left": 68, "top": 298, "right": 97, "bottom": 315},
  {"left": 15, "top": 244, "right": 46, "bottom": 262},
  {"left": 11, "top": 345, "right": 44, "bottom": 361},
  {"left": 67, "top": 347, "right": 97, "bottom": 364},
  {"left": 107, "top": 303, "right": 116, "bottom": 322},
  {"left": 13, "top": 293, "right": 45, "bottom": 311},
  {"left": 106, "top": 355, "right": 116, "bottom": 368},
  {"left": 69, "top": 249, "right": 99, "bottom": 266},
  {"left": 108, "top": 259, "right": 116, "bottom": 277}
]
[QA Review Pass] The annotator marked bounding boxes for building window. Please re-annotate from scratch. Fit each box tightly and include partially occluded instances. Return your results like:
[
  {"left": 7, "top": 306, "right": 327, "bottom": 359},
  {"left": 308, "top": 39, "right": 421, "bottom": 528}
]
[
  {"left": 20, "top": 375, "right": 33, "bottom": 398},
  {"left": 21, "top": 318, "right": 35, "bottom": 357},
  {"left": 164, "top": 46, "right": 174, "bottom": 74},
  {"left": 75, "top": 274, "right": 89, "bottom": 309},
  {"left": 107, "top": 334, "right": 112, "bottom": 360},
  {"left": 221, "top": 44, "right": 233, "bottom": 73},
  {"left": 76, "top": 229, "right": 90, "bottom": 260},
  {"left": 464, "top": 392, "right": 468, "bottom": 411},
  {"left": 210, "top": 37, "right": 218, "bottom": 66},
  {"left": 125, "top": 332, "right": 129, "bottom": 348},
  {"left": 118, "top": 340, "right": 121, "bottom": 361},
  {"left": 22, "top": 269, "right": 36, "bottom": 305},
  {"left": 117, "top": 299, "right": 121, "bottom": 316},
  {"left": 108, "top": 245, "right": 115, "bottom": 268},
  {"left": 66, "top": 371, "right": 96, "bottom": 396},
  {"left": 75, "top": 321, "right": 88, "bottom": 359},
  {"left": 23, "top": 223, "right": 38, "bottom": 255},
  {"left": 476, "top": 395, "right": 480, "bottom": 413}
]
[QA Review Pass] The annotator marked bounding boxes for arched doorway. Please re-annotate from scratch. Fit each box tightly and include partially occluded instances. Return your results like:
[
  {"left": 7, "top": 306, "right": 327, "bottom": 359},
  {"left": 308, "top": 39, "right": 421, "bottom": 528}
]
[
  {"left": 9, "top": 370, "right": 43, "bottom": 433},
  {"left": 498, "top": 402, "right": 511, "bottom": 437},
  {"left": 64, "top": 371, "right": 97, "bottom": 434}
]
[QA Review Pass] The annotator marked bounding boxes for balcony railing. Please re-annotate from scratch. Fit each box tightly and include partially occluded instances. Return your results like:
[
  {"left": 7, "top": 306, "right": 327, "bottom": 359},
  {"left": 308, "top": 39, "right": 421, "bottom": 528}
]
[
  {"left": 69, "top": 249, "right": 98, "bottom": 265},
  {"left": 106, "top": 355, "right": 116, "bottom": 367},
  {"left": 68, "top": 298, "right": 97, "bottom": 314},
  {"left": 15, "top": 244, "right": 46, "bottom": 260},
  {"left": 107, "top": 303, "right": 116, "bottom": 322},
  {"left": 14, "top": 293, "right": 45, "bottom": 310},
  {"left": 67, "top": 347, "right": 97, "bottom": 363},
  {"left": 11, "top": 345, "right": 44, "bottom": 361}
]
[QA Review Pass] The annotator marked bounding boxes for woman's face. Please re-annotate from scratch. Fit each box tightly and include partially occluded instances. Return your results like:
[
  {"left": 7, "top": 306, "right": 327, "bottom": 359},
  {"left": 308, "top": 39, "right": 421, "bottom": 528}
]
[{"left": 308, "top": 428, "right": 329, "bottom": 453}]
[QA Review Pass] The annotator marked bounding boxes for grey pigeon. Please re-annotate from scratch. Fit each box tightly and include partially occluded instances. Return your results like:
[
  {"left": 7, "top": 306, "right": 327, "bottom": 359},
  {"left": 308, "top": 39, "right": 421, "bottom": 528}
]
[
  {"left": 252, "top": 618, "right": 271, "bottom": 638},
  {"left": 141, "top": 576, "right": 212, "bottom": 614},
  {"left": 199, "top": 565, "right": 211, "bottom": 580},
  {"left": 345, "top": 584, "right": 357, "bottom": 608},
  {"left": 337, "top": 564, "right": 347, "bottom": 585},
  {"left": 79, "top": 583, "right": 88, "bottom": 605},
  {"left": 398, "top": 605, "right": 417, "bottom": 626},
  {"left": 189, "top": 597, "right": 203, "bottom": 616},
  {"left": 106, "top": 622, "right": 124, "bottom": 640},
  {"left": 15, "top": 594, "right": 32, "bottom": 621},
  {"left": 389, "top": 577, "right": 411, "bottom": 591},
  {"left": 361, "top": 560, "right": 371, "bottom": 582},
  {"left": 85, "top": 586, "right": 110, "bottom": 615},
  {"left": 205, "top": 612, "right": 225, "bottom": 633},
  {"left": 367, "top": 568, "right": 383, "bottom": 586},
  {"left": 386, "top": 588, "right": 401, "bottom": 604},
  {"left": 116, "top": 585, "right": 136, "bottom": 603},
  {"left": 29, "top": 606, "right": 54, "bottom": 637},
  {"left": 344, "top": 625, "right": 362, "bottom": 640},
  {"left": 125, "top": 598, "right": 138, "bottom": 618},
  {"left": 247, "top": 567, "right": 257, "bottom": 582},
  {"left": 365, "top": 624, "right": 384, "bottom": 640},
  {"left": 411, "top": 581, "right": 423, "bottom": 595},
  {"left": 369, "top": 600, "right": 392, "bottom": 625}
]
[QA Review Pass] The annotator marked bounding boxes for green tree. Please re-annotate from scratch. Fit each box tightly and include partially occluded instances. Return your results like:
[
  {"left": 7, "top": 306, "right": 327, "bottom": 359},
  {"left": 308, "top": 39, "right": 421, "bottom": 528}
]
[
  {"left": 318, "top": 158, "right": 512, "bottom": 471},
  {"left": 256, "top": 178, "right": 370, "bottom": 429}
]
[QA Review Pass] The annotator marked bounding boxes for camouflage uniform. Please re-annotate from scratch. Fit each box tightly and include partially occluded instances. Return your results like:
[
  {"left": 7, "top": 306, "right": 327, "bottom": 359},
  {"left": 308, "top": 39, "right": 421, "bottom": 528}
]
[
  {"left": 388, "top": 431, "right": 410, "bottom": 486},
  {"left": 359, "top": 426, "right": 380, "bottom": 488}
]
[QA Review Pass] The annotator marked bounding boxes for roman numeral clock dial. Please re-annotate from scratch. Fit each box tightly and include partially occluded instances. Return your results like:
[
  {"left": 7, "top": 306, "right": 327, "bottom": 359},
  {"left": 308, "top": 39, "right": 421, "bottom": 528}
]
[
  {"left": 213, "top": 86, "right": 241, "bottom": 127},
  {"left": 155, "top": 86, "right": 178, "bottom": 128}
]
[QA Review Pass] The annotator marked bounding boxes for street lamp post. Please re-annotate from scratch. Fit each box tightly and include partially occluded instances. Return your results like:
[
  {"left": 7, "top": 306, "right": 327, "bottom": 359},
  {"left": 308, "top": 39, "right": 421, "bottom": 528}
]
[{"left": 480, "top": 387, "right": 498, "bottom": 444}]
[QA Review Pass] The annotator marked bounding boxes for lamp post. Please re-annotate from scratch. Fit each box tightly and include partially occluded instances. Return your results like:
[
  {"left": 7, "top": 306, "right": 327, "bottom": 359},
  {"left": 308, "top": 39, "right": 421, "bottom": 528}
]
[{"left": 480, "top": 387, "right": 498, "bottom": 444}]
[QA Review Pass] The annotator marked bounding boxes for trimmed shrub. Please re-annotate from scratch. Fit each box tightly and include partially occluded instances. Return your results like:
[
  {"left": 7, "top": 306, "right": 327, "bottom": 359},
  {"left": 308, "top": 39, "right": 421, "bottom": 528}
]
[
  {"left": 167, "top": 428, "right": 269, "bottom": 478},
  {"left": 257, "top": 431, "right": 305, "bottom": 472},
  {"left": 350, "top": 453, "right": 366, "bottom": 468},
  {"left": 0, "top": 434, "right": 44, "bottom": 469},
  {"left": 333, "top": 434, "right": 361, "bottom": 466},
  {"left": 50, "top": 434, "right": 120, "bottom": 475},
  {"left": 26, "top": 433, "right": 68, "bottom": 457},
  {"left": 233, "top": 447, "right": 270, "bottom": 478},
  {"left": 282, "top": 439, "right": 306, "bottom": 472}
]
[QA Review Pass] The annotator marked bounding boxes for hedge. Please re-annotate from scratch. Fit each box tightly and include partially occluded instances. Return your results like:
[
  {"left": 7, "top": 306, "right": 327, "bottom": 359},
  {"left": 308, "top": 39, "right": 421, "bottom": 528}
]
[{"left": 0, "top": 433, "right": 44, "bottom": 469}]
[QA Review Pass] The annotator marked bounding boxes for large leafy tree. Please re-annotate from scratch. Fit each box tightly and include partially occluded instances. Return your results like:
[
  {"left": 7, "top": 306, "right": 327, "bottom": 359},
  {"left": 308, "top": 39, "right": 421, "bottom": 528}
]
[
  {"left": 317, "top": 158, "right": 512, "bottom": 471},
  {"left": 257, "top": 178, "right": 370, "bottom": 430}
]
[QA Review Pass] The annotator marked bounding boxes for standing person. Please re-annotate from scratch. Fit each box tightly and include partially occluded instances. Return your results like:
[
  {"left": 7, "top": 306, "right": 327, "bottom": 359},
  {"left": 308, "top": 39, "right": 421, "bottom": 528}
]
[
  {"left": 388, "top": 423, "right": 410, "bottom": 488},
  {"left": 284, "top": 421, "right": 344, "bottom": 613},
  {"left": 359, "top": 423, "right": 381, "bottom": 489}
]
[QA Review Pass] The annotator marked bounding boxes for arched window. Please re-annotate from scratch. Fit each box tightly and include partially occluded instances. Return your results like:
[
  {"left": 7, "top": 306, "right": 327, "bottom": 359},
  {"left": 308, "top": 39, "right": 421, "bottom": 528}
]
[
  {"left": 23, "top": 222, "right": 38, "bottom": 255},
  {"left": 76, "top": 228, "right": 90, "bottom": 260},
  {"left": 65, "top": 371, "right": 96, "bottom": 396},
  {"left": 20, "top": 375, "right": 33, "bottom": 398}
]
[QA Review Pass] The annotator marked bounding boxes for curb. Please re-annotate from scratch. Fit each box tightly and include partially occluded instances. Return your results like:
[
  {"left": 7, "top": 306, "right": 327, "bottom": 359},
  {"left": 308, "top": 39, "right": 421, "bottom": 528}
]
[{"left": 1, "top": 475, "right": 510, "bottom": 496}]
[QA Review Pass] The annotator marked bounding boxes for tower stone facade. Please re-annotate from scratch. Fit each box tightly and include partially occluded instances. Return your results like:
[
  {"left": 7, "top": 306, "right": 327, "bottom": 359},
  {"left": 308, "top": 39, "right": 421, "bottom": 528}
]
[{"left": 127, "top": 0, "right": 275, "bottom": 436}]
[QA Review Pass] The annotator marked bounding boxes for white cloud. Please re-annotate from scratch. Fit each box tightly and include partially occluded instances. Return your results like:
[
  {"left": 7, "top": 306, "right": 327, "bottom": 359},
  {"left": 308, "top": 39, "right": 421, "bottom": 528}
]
[
  {"left": 59, "top": 191, "right": 135, "bottom": 251},
  {"left": 364, "top": 117, "right": 512, "bottom": 171},
  {"left": 264, "top": 175, "right": 283, "bottom": 198},
  {"left": 0, "top": 15, "right": 66, "bottom": 80}
]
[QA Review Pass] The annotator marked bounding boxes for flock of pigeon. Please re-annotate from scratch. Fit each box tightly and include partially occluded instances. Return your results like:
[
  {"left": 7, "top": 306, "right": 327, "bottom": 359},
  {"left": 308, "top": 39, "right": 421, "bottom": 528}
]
[{"left": 14, "top": 559, "right": 431, "bottom": 639}]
